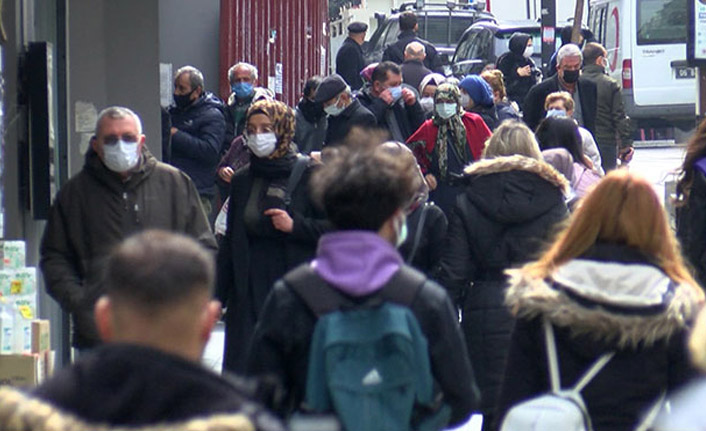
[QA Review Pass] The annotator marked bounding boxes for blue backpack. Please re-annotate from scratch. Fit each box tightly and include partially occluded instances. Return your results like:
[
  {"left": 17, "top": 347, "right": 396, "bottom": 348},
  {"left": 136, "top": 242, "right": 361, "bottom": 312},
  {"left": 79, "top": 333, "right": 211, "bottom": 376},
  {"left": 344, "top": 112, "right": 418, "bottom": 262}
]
[{"left": 285, "top": 264, "right": 450, "bottom": 431}]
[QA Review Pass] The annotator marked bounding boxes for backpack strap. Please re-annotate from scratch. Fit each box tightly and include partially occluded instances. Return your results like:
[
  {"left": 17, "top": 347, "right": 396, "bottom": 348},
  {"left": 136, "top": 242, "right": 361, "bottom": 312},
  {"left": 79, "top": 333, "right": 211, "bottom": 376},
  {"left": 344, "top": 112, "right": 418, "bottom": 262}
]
[
  {"left": 405, "top": 203, "right": 429, "bottom": 265},
  {"left": 284, "top": 155, "right": 310, "bottom": 208},
  {"left": 543, "top": 317, "right": 614, "bottom": 394},
  {"left": 284, "top": 264, "right": 351, "bottom": 317},
  {"left": 285, "top": 263, "right": 426, "bottom": 316}
]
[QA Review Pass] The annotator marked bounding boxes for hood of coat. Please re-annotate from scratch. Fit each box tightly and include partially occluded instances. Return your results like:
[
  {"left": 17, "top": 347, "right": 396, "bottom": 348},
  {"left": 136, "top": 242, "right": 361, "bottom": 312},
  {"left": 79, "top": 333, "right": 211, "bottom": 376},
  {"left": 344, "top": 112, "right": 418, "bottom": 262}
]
[
  {"left": 508, "top": 33, "right": 531, "bottom": 56},
  {"left": 505, "top": 250, "right": 703, "bottom": 349},
  {"left": 0, "top": 387, "right": 256, "bottom": 431},
  {"left": 84, "top": 145, "right": 158, "bottom": 193},
  {"left": 462, "top": 155, "right": 569, "bottom": 224}
]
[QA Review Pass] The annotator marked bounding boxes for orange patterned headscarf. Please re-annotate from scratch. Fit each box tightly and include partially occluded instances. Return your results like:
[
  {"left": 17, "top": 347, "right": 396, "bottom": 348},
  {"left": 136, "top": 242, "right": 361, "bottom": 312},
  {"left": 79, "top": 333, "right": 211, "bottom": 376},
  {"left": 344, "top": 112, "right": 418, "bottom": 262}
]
[{"left": 246, "top": 99, "right": 295, "bottom": 159}]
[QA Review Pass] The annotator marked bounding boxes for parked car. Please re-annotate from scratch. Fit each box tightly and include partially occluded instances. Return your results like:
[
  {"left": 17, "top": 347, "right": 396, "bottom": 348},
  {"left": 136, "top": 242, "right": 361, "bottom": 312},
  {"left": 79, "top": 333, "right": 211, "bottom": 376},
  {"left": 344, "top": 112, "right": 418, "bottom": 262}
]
[
  {"left": 363, "top": 1, "right": 495, "bottom": 74},
  {"left": 588, "top": 0, "right": 694, "bottom": 131},
  {"left": 451, "top": 20, "right": 542, "bottom": 77}
]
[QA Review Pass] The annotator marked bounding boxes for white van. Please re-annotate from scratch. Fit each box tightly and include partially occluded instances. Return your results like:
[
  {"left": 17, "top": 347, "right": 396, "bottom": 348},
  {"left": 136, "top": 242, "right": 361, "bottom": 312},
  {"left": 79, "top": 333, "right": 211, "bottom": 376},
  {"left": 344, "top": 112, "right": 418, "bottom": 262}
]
[{"left": 588, "top": 0, "right": 695, "bottom": 131}]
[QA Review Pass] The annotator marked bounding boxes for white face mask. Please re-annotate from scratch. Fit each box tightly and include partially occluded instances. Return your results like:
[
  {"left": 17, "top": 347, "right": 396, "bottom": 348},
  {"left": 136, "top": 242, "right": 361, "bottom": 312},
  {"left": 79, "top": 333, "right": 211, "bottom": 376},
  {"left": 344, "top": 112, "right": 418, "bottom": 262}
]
[
  {"left": 102, "top": 139, "right": 140, "bottom": 173},
  {"left": 436, "top": 103, "right": 457, "bottom": 120},
  {"left": 419, "top": 97, "right": 434, "bottom": 113},
  {"left": 459, "top": 93, "right": 471, "bottom": 108},
  {"left": 246, "top": 132, "right": 278, "bottom": 158},
  {"left": 324, "top": 96, "right": 345, "bottom": 117},
  {"left": 523, "top": 45, "right": 533, "bottom": 59}
]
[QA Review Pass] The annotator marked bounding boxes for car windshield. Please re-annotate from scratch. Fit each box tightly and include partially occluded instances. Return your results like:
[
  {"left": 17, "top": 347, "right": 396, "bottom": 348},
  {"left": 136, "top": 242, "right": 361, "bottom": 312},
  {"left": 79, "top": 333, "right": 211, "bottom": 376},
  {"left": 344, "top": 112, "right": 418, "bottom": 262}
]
[
  {"left": 417, "top": 15, "right": 476, "bottom": 46},
  {"left": 636, "top": 0, "right": 687, "bottom": 45}
]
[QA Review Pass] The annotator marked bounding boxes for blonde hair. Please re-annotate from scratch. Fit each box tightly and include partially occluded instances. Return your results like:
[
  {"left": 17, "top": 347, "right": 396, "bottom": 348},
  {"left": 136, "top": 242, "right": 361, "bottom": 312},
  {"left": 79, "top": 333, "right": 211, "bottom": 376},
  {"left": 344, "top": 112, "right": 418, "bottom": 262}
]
[
  {"left": 524, "top": 170, "right": 702, "bottom": 296},
  {"left": 482, "top": 121, "right": 542, "bottom": 160},
  {"left": 544, "top": 91, "right": 574, "bottom": 112},
  {"left": 481, "top": 69, "right": 507, "bottom": 100}
]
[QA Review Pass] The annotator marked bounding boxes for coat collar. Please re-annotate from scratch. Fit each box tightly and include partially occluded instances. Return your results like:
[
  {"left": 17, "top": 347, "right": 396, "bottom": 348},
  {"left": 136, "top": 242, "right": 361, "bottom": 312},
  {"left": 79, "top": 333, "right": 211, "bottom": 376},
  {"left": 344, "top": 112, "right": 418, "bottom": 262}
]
[
  {"left": 463, "top": 155, "right": 570, "bottom": 194},
  {"left": 505, "top": 259, "right": 702, "bottom": 348},
  {"left": 0, "top": 387, "right": 256, "bottom": 431}
]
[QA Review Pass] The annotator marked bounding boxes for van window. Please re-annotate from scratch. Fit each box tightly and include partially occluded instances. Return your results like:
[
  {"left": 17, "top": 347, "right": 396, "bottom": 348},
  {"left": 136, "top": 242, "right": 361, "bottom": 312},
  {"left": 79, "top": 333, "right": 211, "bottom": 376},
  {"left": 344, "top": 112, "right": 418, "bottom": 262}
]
[
  {"left": 454, "top": 30, "right": 479, "bottom": 61},
  {"left": 636, "top": 0, "right": 687, "bottom": 45},
  {"left": 494, "top": 30, "right": 541, "bottom": 55},
  {"left": 382, "top": 20, "right": 400, "bottom": 48}
]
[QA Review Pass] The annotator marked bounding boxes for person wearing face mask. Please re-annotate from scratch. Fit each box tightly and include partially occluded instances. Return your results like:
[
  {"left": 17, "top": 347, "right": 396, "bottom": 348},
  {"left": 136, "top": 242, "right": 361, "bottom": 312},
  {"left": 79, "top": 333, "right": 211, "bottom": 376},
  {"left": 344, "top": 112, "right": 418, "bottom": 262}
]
[
  {"left": 418, "top": 73, "right": 447, "bottom": 118},
  {"left": 358, "top": 61, "right": 426, "bottom": 142},
  {"left": 168, "top": 65, "right": 227, "bottom": 217},
  {"left": 495, "top": 32, "right": 541, "bottom": 112},
  {"left": 40, "top": 106, "right": 217, "bottom": 351},
  {"left": 459, "top": 75, "right": 500, "bottom": 131},
  {"left": 223, "top": 62, "right": 274, "bottom": 149},
  {"left": 217, "top": 99, "right": 331, "bottom": 373},
  {"left": 523, "top": 44, "right": 598, "bottom": 134},
  {"left": 315, "top": 74, "right": 376, "bottom": 147},
  {"left": 581, "top": 42, "right": 634, "bottom": 172},
  {"left": 481, "top": 69, "right": 521, "bottom": 123},
  {"left": 406, "top": 83, "right": 491, "bottom": 216},
  {"left": 294, "top": 76, "right": 327, "bottom": 154},
  {"left": 438, "top": 121, "right": 569, "bottom": 430},
  {"left": 246, "top": 141, "right": 478, "bottom": 425}
]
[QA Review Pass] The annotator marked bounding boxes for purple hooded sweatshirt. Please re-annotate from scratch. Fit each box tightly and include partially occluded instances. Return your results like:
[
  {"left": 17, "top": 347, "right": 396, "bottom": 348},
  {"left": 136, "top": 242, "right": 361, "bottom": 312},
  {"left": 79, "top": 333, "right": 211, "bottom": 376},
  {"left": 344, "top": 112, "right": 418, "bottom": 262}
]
[{"left": 312, "top": 231, "right": 402, "bottom": 297}]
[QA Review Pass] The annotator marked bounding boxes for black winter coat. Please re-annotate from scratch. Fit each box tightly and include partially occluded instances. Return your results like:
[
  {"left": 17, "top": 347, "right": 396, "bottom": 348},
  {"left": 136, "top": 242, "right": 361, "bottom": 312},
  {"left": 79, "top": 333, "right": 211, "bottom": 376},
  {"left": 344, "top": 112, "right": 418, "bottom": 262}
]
[
  {"left": 336, "top": 37, "right": 365, "bottom": 90},
  {"left": 496, "top": 34, "right": 540, "bottom": 110},
  {"left": 677, "top": 159, "right": 706, "bottom": 288},
  {"left": 401, "top": 59, "right": 432, "bottom": 94},
  {"left": 216, "top": 156, "right": 330, "bottom": 373},
  {"left": 26, "top": 344, "right": 282, "bottom": 430},
  {"left": 169, "top": 92, "right": 226, "bottom": 197},
  {"left": 399, "top": 202, "right": 447, "bottom": 277},
  {"left": 358, "top": 89, "right": 426, "bottom": 142},
  {"left": 439, "top": 155, "right": 569, "bottom": 418},
  {"left": 382, "top": 30, "right": 444, "bottom": 74},
  {"left": 324, "top": 98, "right": 377, "bottom": 146},
  {"left": 246, "top": 265, "right": 480, "bottom": 426},
  {"left": 496, "top": 243, "right": 703, "bottom": 431},
  {"left": 523, "top": 74, "right": 597, "bottom": 134}
]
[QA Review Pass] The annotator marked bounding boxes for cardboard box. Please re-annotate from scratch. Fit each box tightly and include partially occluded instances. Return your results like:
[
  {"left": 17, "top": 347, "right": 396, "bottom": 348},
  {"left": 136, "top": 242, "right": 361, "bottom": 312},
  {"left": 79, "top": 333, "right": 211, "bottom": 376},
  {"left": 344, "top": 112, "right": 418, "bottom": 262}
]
[
  {"left": 0, "top": 353, "right": 43, "bottom": 387},
  {"left": 31, "top": 320, "right": 50, "bottom": 354}
]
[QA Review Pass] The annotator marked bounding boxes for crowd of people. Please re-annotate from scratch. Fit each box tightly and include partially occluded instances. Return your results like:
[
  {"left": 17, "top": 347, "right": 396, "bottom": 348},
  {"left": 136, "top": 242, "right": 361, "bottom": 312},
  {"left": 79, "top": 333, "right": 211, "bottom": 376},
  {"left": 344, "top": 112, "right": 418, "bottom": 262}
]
[{"left": 11, "top": 14, "right": 706, "bottom": 431}]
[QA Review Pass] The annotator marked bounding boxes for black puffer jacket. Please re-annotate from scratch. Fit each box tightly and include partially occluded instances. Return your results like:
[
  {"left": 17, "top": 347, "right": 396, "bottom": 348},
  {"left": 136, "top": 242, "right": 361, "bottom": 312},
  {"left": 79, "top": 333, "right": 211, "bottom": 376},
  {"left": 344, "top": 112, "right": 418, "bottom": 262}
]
[
  {"left": 496, "top": 243, "right": 703, "bottom": 431},
  {"left": 169, "top": 92, "right": 226, "bottom": 197},
  {"left": 358, "top": 89, "right": 426, "bottom": 142},
  {"left": 439, "top": 155, "right": 569, "bottom": 418},
  {"left": 495, "top": 33, "right": 541, "bottom": 110}
]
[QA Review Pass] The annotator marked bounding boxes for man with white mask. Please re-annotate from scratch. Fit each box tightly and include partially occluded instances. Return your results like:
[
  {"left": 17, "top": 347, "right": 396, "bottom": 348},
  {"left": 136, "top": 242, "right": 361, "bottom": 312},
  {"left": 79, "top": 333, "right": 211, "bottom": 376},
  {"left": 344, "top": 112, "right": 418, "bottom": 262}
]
[
  {"left": 315, "top": 73, "right": 376, "bottom": 147},
  {"left": 40, "top": 106, "right": 217, "bottom": 352}
]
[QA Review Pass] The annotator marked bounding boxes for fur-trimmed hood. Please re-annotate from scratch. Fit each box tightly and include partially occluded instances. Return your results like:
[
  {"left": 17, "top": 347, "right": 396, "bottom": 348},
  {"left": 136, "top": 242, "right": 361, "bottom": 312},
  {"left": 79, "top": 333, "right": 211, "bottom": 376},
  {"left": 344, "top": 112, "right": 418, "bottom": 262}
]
[
  {"left": 0, "top": 387, "right": 257, "bottom": 431},
  {"left": 461, "top": 155, "right": 569, "bottom": 225},
  {"left": 505, "top": 258, "right": 703, "bottom": 349}
]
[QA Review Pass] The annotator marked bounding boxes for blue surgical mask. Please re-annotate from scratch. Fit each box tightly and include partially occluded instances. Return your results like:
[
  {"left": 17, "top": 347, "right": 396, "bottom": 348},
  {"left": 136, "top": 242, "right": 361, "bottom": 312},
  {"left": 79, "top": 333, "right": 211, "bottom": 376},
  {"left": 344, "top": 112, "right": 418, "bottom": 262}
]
[
  {"left": 435, "top": 103, "right": 457, "bottom": 120},
  {"left": 388, "top": 85, "right": 402, "bottom": 102},
  {"left": 232, "top": 82, "right": 254, "bottom": 99},
  {"left": 546, "top": 108, "right": 567, "bottom": 118}
]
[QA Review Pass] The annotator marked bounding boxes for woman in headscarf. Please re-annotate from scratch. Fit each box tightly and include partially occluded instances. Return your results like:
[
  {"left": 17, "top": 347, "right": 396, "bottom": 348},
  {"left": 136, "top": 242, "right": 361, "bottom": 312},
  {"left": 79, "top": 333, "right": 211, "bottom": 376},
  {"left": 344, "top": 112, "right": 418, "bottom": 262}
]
[
  {"left": 495, "top": 32, "right": 541, "bottom": 111},
  {"left": 406, "top": 82, "right": 491, "bottom": 216},
  {"left": 459, "top": 75, "right": 500, "bottom": 131},
  {"left": 418, "top": 73, "right": 447, "bottom": 117},
  {"left": 216, "top": 99, "right": 330, "bottom": 373}
]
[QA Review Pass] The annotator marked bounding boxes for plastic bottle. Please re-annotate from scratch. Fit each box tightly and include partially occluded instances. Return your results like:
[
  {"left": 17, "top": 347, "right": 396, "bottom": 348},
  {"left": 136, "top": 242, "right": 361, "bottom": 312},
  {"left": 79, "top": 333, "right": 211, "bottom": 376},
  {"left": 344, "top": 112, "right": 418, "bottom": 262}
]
[{"left": 0, "top": 298, "right": 14, "bottom": 354}]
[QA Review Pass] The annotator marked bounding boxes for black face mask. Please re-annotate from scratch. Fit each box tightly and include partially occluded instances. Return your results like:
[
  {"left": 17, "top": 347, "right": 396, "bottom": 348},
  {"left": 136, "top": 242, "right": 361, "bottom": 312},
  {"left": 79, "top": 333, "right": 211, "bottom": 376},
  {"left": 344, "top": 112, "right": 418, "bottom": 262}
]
[
  {"left": 173, "top": 89, "right": 195, "bottom": 109},
  {"left": 562, "top": 69, "right": 580, "bottom": 84}
]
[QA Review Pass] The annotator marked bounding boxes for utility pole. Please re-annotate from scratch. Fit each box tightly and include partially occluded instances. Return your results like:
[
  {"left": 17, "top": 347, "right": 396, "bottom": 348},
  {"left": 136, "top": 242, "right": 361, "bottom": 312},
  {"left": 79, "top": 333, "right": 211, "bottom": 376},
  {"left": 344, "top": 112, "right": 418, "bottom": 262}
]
[
  {"left": 571, "top": 0, "right": 585, "bottom": 44},
  {"left": 540, "top": 0, "right": 556, "bottom": 76}
]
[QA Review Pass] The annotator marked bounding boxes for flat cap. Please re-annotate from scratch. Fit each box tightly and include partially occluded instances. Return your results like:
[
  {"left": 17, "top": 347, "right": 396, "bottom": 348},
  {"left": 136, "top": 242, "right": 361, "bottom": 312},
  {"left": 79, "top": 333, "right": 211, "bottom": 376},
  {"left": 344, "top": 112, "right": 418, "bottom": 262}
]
[
  {"left": 314, "top": 74, "right": 347, "bottom": 103},
  {"left": 348, "top": 22, "right": 368, "bottom": 33}
]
